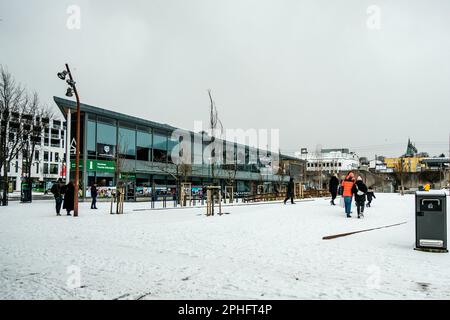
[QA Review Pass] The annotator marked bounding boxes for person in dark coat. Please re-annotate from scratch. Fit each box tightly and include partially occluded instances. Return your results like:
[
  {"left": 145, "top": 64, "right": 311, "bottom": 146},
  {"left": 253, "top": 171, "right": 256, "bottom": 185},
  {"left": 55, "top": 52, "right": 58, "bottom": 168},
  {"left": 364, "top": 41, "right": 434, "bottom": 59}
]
[
  {"left": 50, "top": 178, "right": 64, "bottom": 216},
  {"left": 284, "top": 177, "right": 295, "bottom": 205},
  {"left": 90, "top": 184, "right": 98, "bottom": 209},
  {"left": 329, "top": 173, "right": 339, "bottom": 206},
  {"left": 366, "top": 187, "right": 376, "bottom": 207},
  {"left": 352, "top": 176, "right": 368, "bottom": 218},
  {"left": 63, "top": 181, "right": 75, "bottom": 216}
]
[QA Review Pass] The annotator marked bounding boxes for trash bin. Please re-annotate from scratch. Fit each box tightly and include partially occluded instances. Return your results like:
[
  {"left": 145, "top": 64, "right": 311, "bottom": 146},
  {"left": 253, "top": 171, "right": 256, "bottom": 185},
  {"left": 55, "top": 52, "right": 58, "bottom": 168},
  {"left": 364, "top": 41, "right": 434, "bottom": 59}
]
[
  {"left": 21, "top": 181, "right": 32, "bottom": 203},
  {"left": 415, "top": 190, "right": 447, "bottom": 252}
]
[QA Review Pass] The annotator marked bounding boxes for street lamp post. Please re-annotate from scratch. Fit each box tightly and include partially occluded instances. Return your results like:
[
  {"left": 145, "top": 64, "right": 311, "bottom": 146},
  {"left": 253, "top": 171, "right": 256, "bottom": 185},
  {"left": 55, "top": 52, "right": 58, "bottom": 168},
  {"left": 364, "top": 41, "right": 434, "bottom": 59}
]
[{"left": 57, "top": 64, "right": 80, "bottom": 217}]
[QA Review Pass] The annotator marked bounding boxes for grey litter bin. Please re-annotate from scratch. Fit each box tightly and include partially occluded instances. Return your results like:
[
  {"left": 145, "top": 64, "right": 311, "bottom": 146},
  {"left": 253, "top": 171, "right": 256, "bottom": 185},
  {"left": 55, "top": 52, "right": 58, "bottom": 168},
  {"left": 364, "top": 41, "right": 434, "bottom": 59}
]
[{"left": 415, "top": 190, "right": 447, "bottom": 252}]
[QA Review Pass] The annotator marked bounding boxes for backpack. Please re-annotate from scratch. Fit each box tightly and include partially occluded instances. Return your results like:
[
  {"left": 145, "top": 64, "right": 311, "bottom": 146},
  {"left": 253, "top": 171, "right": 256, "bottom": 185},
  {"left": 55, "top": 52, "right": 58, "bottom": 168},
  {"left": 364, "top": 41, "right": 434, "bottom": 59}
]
[
  {"left": 355, "top": 183, "right": 365, "bottom": 196},
  {"left": 50, "top": 183, "right": 58, "bottom": 195}
]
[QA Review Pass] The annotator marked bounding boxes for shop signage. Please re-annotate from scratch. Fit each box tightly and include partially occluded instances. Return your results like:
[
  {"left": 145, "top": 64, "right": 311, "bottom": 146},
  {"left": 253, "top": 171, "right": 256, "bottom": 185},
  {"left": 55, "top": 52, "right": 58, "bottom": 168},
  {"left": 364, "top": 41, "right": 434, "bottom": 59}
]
[
  {"left": 119, "top": 172, "right": 136, "bottom": 180},
  {"left": 97, "top": 143, "right": 115, "bottom": 158},
  {"left": 70, "top": 160, "right": 116, "bottom": 173}
]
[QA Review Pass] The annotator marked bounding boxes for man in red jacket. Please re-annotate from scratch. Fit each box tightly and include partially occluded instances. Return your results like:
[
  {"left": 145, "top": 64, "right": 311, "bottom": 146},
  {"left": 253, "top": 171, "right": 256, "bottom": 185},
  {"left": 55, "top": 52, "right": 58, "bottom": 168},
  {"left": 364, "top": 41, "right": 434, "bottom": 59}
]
[{"left": 341, "top": 171, "right": 355, "bottom": 217}]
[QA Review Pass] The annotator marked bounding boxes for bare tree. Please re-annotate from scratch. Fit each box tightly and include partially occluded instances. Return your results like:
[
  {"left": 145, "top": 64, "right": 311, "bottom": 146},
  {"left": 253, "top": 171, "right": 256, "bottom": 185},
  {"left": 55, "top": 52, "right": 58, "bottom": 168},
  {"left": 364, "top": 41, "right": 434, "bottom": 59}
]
[
  {"left": 155, "top": 162, "right": 197, "bottom": 204},
  {"left": 206, "top": 89, "right": 223, "bottom": 182},
  {"left": 20, "top": 93, "right": 53, "bottom": 202},
  {"left": 0, "top": 66, "right": 29, "bottom": 206},
  {"left": 115, "top": 135, "right": 130, "bottom": 197},
  {"left": 275, "top": 158, "right": 287, "bottom": 194},
  {"left": 223, "top": 160, "right": 238, "bottom": 187},
  {"left": 394, "top": 157, "right": 406, "bottom": 195}
]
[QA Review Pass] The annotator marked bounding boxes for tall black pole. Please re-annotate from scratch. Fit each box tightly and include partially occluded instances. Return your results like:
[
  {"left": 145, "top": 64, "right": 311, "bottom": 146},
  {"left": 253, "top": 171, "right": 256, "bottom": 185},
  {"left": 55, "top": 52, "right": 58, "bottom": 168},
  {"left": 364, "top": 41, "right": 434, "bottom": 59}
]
[{"left": 65, "top": 63, "right": 80, "bottom": 217}]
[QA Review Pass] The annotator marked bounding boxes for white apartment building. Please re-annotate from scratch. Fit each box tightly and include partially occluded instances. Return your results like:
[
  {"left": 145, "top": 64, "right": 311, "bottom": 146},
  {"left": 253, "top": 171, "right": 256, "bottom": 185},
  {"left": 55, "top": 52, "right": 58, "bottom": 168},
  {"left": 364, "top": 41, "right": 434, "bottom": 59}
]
[
  {"left": 296, "top": 148, "right": 360, "bottom": 173},
  {"left": 1, "top": 117, "right": 66, "bottom": 193},
  {"left": 369, "top": 159, "right": 393, "bottom": 173}
]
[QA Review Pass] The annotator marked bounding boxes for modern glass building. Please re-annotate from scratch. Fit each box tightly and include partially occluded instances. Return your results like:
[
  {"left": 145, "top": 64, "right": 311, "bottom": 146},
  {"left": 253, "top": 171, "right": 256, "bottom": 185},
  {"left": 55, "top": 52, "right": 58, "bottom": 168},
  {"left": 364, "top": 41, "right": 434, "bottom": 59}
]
[{"left": 54, "top": 96, "right": 303, "bottom": 200}]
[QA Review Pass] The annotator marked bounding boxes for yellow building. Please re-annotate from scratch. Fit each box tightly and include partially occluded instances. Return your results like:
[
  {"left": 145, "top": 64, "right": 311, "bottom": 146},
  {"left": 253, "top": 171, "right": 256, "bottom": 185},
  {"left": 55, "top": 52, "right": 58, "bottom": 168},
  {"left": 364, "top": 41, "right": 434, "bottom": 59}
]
[
  {"left": 384, "top": 157, "right": 424, "bottom": 173},
  {"left": 383, "top": 139, "right": 426, "bottom": 173}
]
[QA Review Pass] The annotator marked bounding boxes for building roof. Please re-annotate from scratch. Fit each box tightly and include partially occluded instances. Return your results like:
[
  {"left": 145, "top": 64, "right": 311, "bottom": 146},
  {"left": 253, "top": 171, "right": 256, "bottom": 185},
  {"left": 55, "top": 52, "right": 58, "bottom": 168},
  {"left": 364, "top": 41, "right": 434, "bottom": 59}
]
[
  {"left": 53, "top": 96, "right": 301, "bottom": 162},
  {"left": 54, "top": 96, "right": 177, "bottom": 132},
  {"left": 321, "top": 148, "right": 350, "bottom": 154},
  {"left": 421, "top": 157, "right": 450, "bottom": 164}
]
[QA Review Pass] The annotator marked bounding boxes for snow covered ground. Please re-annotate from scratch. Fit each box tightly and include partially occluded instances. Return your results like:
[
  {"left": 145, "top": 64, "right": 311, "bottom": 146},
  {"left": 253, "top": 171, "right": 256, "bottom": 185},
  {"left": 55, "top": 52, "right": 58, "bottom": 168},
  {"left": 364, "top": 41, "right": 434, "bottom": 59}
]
[{"left": 0, "top": 193, "right": 449, "bottom": 300}]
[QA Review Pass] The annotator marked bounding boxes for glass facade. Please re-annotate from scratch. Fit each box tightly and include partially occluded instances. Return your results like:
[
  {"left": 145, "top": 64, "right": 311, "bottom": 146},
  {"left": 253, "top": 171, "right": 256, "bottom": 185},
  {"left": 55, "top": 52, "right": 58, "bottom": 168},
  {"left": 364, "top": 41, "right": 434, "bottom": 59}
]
[
  {"left": 153, "top": 132, "right": 167, "bottom": 163},
  {"left": 87, "top": 120, "right": 96, "bottom": 154},
  {"left": 118, "top": 124, "right": 136, "bottom": 159},
  {"left": 136, "top": 127, "right": 151, "bottom": 162},
  {"left": 54, "top": 97, "right": 299, "bottom": 200}
]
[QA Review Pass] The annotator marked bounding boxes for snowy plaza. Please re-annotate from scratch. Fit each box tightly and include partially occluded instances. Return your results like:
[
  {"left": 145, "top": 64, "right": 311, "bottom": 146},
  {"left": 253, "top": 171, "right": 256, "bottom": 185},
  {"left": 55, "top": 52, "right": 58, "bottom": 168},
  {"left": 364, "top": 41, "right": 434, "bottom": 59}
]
[{"left": 1, "top": 193, "right": 449, "bottom": 300}]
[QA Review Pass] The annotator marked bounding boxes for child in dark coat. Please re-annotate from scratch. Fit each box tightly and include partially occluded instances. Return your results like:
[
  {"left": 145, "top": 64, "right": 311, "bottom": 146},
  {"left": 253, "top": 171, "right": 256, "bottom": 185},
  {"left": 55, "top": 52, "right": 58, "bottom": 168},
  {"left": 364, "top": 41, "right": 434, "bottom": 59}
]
[{"left": 366, "top": 187, "right": 376, "bottom": 207}]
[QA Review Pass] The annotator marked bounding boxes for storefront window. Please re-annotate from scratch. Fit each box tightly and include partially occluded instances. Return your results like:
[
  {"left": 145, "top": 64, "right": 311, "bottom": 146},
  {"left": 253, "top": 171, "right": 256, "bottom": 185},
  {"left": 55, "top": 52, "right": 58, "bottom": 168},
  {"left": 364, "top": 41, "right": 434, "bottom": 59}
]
[
  {"left": 168, "top": 135, "right": 179, "bottom": 164},
  {"left": 137, "top": 128, "right": 152, "bottom": 162},
  {"left": 136, "top": 173, "right": 151, "bottom": 197},
  {"left": 87, "top": 120, "right": 96, "bottom": 154},
  {"left": 118, "top": 125, "right": 136, "bottom": 159},
  {"left": 153, "top": 132, "right": 167, "bottom": 163},
  {"left": 153, "top": 174, "right": 167, "bottom": 199},
  {"left": 167, "top": 177, "right": 177, "bottom": 199},
  {"left": 193, "top": 136, "right": 203, "bottom": 165},
  {"left": 97, "top": 118, "right": 117, "bottom": 160}
]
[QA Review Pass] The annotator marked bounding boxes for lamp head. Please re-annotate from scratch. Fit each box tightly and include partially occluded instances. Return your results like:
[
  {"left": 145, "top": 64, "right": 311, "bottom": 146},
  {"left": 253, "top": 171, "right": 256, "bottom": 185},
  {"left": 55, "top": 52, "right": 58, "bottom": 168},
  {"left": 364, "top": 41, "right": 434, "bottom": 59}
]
[
  {"left": 65, "top": 87, "right": 73, "bottom": 97},
  {"left": 57, "top": 70, "right": 68, "bottom": 80}
]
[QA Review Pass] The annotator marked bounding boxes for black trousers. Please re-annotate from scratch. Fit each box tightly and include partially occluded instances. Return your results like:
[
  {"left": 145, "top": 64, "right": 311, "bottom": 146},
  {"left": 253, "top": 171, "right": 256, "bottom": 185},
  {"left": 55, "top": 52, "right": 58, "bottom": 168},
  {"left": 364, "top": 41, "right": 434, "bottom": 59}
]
[
  {"left": 284, "top": 196, "right": 294, "bottom": 204},
  {"left": 330, "top": 191, "right": 337, "bottom": 201},
  {"left": 91, "top": 196, "right": 97, "bottom": 208},
  {"left": 55, "top": 197, "right": 62, "bottom": 214},
  {"left": 356, "top": 201, "right": 365, "bottom": 215}
]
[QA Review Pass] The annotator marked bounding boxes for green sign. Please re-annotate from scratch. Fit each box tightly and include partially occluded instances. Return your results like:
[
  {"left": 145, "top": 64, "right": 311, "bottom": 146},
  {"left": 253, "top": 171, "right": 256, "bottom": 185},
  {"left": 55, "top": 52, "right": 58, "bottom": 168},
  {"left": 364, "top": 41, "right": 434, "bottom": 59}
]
[
  {"left": 119, "top": 172, "right": 136, "bottom": 180},
  {"left": 70, "top": 160, "right": 116, "bottom": 173}
]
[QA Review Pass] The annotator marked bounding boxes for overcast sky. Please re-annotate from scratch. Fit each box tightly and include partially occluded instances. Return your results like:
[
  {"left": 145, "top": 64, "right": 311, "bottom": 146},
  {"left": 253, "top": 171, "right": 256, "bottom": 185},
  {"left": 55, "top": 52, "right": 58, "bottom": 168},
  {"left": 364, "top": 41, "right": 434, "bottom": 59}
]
[{"left": 0, "top": 0, "right": 449, "bottom": 158}]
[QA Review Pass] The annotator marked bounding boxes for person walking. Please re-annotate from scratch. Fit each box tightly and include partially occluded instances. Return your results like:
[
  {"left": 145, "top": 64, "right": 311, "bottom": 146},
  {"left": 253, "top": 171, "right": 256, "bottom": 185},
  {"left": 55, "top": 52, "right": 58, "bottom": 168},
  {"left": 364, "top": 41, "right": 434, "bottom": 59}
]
[
  {"left": 366, "top": 187, "right": 376, "bottom": 207},
  {"left": 341, "top": 172, "right": 355, "bottom": 217},
  {"left": 63, "top": 181, "right": 75, "bottom": 216},
  {"left": 352, "top": 176, "right": 368, "bottom": 218},
  {"left": 329, "top": 173, "right": 339, "bottom": 205},
  {"left": 90, "top": 184, "right": 98, "bottom": 209},
  {"left": 284, "top": 177, "right": 295, "bottom": 204},
  {"left": 50, "top": 178, "right": 64, "bottom": 216}
]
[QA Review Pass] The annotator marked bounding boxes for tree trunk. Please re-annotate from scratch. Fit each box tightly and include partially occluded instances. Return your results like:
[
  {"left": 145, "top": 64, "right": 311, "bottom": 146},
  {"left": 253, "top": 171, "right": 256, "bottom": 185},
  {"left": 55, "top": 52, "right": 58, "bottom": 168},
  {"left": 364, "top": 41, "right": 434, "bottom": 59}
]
[
  {"left": 400, "top": 175, "right": 405, "bottom": 196},
  {"left": 2, "top": 163, "right": 8, "bottom": 206}
]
